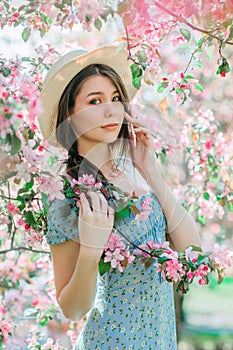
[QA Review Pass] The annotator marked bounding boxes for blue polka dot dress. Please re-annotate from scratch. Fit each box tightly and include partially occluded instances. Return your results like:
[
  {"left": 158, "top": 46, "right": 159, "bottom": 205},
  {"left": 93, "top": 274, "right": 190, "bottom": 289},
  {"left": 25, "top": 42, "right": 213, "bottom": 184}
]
[{"left": 46, "top": 190, "right": 177, "bottom": 350}]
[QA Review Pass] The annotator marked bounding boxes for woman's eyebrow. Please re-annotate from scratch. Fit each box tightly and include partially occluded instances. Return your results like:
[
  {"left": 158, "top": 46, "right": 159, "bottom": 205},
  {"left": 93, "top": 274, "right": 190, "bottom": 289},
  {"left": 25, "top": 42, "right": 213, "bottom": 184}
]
[{"left": 86, "top": 90, "right": 119, "bottom": 98}]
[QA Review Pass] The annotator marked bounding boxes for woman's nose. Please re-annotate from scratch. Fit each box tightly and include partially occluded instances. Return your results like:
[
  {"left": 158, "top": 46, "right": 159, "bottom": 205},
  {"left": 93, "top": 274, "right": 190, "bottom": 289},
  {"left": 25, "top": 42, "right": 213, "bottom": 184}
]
[{"left": 103, "top": 102, "right": 115, "bottom": 118}]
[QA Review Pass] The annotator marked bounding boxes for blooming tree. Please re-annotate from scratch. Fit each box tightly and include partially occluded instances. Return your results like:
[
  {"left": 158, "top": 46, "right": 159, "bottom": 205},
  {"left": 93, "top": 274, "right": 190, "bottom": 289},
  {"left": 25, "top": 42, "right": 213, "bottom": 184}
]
[{"left": 0, "top": 0, "right": 233, "bottom": 347}]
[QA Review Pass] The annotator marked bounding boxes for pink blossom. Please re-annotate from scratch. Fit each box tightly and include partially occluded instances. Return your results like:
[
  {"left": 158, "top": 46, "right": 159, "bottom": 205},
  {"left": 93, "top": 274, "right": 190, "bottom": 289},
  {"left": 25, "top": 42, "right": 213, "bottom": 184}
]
[
  {"left": 67, "top": 329, "right": 78, "bottom": 347},
  {"left": 171, "top": 35, "right": 185, "bottom": 47},
  {"left": 123, "top": 247, "right": 135, "bottom": 265},
  {"left": 135, "top": 197, "right": 153, "bottom": 225},
  {"left": 0, "top": 215, "right": 10, "bottom": 225},
  {"left": 25, "top": 230, "right": 42, "bottom": 247},
  {"left": 186, "top": 271, "right": 193, "bottom": 279},
  {"left": 198, "top": 277, "right": 207, "bottom": 285},
  {"left": 147, "top": 239, "right": 170, "bottom": 250},
  {"left": 210, "top": 243, "right": 233, "bottom": 269},
  {"left": 193, "top": 264, "right": 210, "bottom": 277},
  {"left": 26, "top": 335, "right": 40, "bottom": 347},
  {"left": 15, "top": 163, "right": 33, "bottom": 183},
  {"left": 0, "top": 319, "right": 14, "bottom": 343},
  {"left": 104, "top": 248, "right": 125, "bottom": 269},
  {"left": 162, "top": 258, "right": 184, "bottom": 283},
  {"left": 205, "top": 139, "right": 212, "bottom": 150},
  {"left": 38, "top": 175, "right": 64, "bottom": 201},
  {"left": 0, "top": 114, "right": 11, "bottom": 138},
  {"left": 0, "top": 259, "right": 23, "bottom": 283},
  {"left": 7, "top": 202, "right": 19, "bottom": 215},
  {"left": 105, "top": 231, "right": 126, "bottom": 251},
  {"left": 185, "top": 246, "right": 199, "bottom": 262}
]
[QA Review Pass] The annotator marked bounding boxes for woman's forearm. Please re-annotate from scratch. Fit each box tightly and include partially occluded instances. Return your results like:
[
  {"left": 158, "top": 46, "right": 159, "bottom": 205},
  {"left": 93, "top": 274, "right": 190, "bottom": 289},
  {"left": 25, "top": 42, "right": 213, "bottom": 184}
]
[
  {"left": 58, "top": 245, "right": 102, "bottom": 321},
  {"left": 147, "top": 172, "right": 201, "bottom": 251}
]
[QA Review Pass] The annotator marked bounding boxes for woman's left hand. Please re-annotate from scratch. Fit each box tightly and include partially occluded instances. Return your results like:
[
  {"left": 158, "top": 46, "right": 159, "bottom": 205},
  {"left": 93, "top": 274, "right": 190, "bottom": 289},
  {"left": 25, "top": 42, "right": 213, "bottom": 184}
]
[{"left": 124, "top": 112, "right": 162, "bottom": 181}]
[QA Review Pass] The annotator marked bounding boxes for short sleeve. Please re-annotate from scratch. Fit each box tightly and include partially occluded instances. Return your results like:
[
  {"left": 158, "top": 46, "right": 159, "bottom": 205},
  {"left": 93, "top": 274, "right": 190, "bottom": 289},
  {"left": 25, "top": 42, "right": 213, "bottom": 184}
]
[{"left": 46, "top": 197, "right": 79, "bottom": 245}]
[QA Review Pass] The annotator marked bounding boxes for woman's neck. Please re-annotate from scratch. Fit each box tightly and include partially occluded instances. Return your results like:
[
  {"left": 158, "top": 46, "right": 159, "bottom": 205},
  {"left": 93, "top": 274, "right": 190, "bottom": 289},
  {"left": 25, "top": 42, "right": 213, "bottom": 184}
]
[{"left": 78, "top": 142, "right": 114, "bottom": 172}]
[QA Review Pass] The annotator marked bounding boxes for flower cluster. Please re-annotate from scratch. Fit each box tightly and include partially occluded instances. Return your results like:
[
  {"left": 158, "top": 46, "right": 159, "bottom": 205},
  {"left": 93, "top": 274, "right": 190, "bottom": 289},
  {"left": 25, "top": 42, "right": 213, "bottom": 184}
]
[
  {"left": 157, "top": 72, "right": 202, "bottom": 105},
  {"left": 100, "top": 231, "right": 135, "bottom": 274},
  {"left": 178, "top": 108, "right": 233, "bottom": 224},
  {"left": 0, "top": 296, "right": 14, "bottom": 346},
  {"left": 62, "top": 174, "right": 153, "bottom": 223},
  {"left": 102, "top": 235, "right": 233, "bottom": 294},
  {"left": 62, "top": 174, "right": 233, "bottom": 294}
]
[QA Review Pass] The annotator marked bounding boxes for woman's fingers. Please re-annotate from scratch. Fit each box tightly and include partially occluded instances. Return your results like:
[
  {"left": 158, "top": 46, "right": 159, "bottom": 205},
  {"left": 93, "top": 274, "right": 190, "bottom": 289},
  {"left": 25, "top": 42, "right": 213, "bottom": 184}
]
[
  {"left": 79, "top": 193, "right": 91, "bottom": 215},
  {"left": 82, "top": 191, "right": 112, "bottom": 218},
  {"left": 107, "top": 205, "right": 115, "bottom": 220},
  {"left": 124, "top": 111, "right": 147, "bottom": 128},
  {"left": 88, "top": 191, "right": 101, "bottom": 212}
]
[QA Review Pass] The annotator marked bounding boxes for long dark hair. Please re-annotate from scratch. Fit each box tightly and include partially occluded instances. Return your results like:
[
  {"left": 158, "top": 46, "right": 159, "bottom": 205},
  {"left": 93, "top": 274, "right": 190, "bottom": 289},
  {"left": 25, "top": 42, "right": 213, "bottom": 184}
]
[{"left": 56, "top": 64, "right": 133, "bottom": 185}]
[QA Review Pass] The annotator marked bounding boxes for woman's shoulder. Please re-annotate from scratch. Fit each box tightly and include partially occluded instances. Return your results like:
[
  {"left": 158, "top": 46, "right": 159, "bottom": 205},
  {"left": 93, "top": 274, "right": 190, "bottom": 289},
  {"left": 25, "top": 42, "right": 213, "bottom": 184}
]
[{"left": 46, "top": 194, "right": 79, "bottom": 245}]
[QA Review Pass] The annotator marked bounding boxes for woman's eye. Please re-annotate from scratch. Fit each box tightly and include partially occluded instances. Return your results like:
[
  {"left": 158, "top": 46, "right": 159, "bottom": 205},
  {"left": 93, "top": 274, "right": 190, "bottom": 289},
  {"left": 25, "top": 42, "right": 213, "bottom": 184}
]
[
  {"left": 113, "top": 95, "right": 121, "bottom": 102},
  {"left": 90, "top": 99, "right": 100, "bottom": 105}
]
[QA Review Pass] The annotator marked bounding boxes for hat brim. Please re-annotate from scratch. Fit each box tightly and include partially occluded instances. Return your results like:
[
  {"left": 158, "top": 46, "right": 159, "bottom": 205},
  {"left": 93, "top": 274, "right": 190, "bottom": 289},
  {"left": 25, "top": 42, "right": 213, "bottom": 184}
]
[{"left": 38, "top": 46, "right": 138, "bottom": 147}]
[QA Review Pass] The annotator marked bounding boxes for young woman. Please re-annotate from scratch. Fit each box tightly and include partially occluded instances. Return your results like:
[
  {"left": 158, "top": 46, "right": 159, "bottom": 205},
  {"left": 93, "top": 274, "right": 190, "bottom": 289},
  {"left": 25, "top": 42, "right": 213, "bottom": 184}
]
[{"left": 39, "top": 46, "right": 201, "bottom": 349}]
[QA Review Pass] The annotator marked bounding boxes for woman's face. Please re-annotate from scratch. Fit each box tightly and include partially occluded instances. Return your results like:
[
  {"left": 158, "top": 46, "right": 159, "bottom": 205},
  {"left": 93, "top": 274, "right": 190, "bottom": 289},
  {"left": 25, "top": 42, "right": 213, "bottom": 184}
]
[{"left": 69, "top": 75, "right": 125, "bottom": 151}]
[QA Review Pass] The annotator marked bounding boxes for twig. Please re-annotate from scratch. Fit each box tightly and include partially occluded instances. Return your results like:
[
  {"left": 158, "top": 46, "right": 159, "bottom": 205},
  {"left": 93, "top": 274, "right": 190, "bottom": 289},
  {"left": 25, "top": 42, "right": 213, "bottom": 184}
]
[
  {"left": 0, "top": 246, "right": 50, "bottom": 255},
  {"left": 183, "top": 36, "right": 209, "bottom": 74},
  {"left": 114, "top": 226, "right": 155, "bottom": 257},
  {"left": 153, "top": 1, "right": 233, "bottom": 46}
]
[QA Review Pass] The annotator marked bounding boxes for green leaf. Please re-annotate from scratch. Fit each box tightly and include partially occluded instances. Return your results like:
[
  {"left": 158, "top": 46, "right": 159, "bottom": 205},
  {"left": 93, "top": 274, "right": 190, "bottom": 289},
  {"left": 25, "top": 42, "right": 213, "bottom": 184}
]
[
  {"left": 0, "top": 67, "right": 11, "bottom": 77},
  {"left": 3, "top": 0, "right": 10, "bottom": 11},
  {"left": 94, "top": 17, "right": 102, "bottom": 30},
  {"left": 227, "top": 201, "right": 233, "bottom": 211},
  {"left": 22, "top": 27, "right": 31, "bottom": 42},
  {"left": 225, "top": 26, "right": 233, "bottom": 42},
  {"left": 180, "top": 28, "right": 191, "bottom": 41},
  {"left": 41, "top": 192, "right": 48, "bottom": 204},
  {"left": 216, "top": 57, "right": 231, "bottom": 75},
  {"left": 25, "top": 178, "right": 34, "bottom": 190},
  {"left": 54, "top": 2, "right": 63, "bottom": 9},
  {"left": 40, "top": 316, "right": 51, "bottom": 326},
  {"left": 203, "top": 192, "right": 210, "bottom": 200},
  {"left": 175, "top": 87, "right": 183, "bottom": 95},
  {"left": 195, "top": 83, "right": 203, "bottom": 92},
  {"left": 197, "top": 36, "right": 206, "bottom": 47},
  {"left": 159, "top": 152, "right": 166, "bottom": 164},
  {"left": 157, "top": 81, "right": 168, "bottom": 93},
  {"left": 196, "top": 255, "right": 208, "bottom": 265},
  {"left": 48, "top": 155, "right": 59, "bottom": 167},
  {"left": 99, "top": 259, "right": 111, "bottom": 276},
  {"left": 10, "top": 135, "right": 21, "bottom": 154},
  {"left": 25, "top": 211, "right": 35, "bottom": 226},
  {"left": 184, "top": 74, "right": 194, "bottom": 80},
  {"left": 18, "top": 201, "right": 26, "bottom": 211},
  {"left": 188, "top": 245, "right": 202, "bottom": 252},
  {"left": 197, "top": 215, "right": 206, "bottom": 225},
  {"left": 85, "top": 14, "right": 92, "bottom": 23},
  {"left": 18, "top": 5, "right": 26, "bottom": 11},
  {"left": 130, "top": 63, "right": 143, "bottom": 89},
  {"left": 136, "top": 50, "right": 147, "bottom": 63},
  {"left": 115, "top": 206, "right": 130, "bottom": 219}
]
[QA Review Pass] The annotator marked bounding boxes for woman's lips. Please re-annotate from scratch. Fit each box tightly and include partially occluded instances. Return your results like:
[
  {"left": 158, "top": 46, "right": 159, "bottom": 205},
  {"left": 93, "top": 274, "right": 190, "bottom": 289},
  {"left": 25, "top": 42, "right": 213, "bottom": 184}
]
[{"left": 101, "top": 123, "right": 119, "bottom": 130}]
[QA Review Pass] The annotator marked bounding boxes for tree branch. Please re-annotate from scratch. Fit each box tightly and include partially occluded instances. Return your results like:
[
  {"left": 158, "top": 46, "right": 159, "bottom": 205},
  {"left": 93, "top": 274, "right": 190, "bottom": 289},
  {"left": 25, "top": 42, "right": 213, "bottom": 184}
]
[
  {"left": 153, "top": 1, "right": 233, "bottom": 46},
  {"left": 0, "top": 246, "right": 50, "bottom": 255}
]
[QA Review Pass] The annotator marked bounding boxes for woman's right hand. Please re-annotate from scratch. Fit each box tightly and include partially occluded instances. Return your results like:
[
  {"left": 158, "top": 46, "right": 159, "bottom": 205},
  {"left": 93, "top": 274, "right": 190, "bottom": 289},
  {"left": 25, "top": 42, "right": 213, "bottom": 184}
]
[{"left": 78, "top": 191, "right": 114, "bottom": 251}]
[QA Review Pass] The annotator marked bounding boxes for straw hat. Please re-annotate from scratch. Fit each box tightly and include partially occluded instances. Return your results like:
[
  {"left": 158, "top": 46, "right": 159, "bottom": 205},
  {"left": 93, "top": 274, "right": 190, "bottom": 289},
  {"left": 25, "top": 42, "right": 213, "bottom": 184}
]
[{"left": 38, "top": 45, "right": 138, "bottom": 147}]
